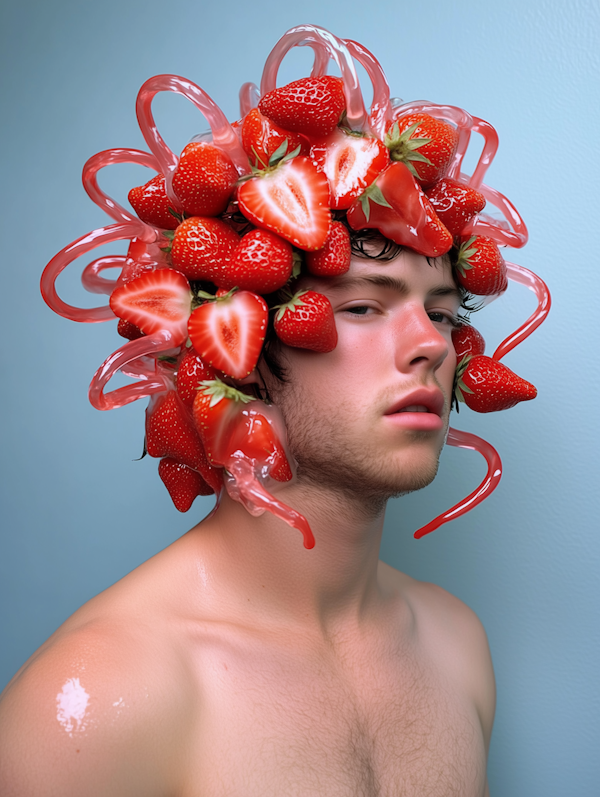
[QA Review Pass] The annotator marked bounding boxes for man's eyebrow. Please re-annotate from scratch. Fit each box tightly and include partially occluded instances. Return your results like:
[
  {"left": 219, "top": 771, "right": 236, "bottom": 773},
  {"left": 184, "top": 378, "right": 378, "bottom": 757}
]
[{"left": 325, "top": 273, "right": 462, "bottom": 301}]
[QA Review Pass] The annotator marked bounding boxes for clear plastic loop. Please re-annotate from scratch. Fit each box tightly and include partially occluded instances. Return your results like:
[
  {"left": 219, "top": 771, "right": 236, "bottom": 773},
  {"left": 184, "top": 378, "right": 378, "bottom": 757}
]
[
  {"left": 88, "top": 330, "right": 176, "bottom": 411},
  {"left": 82, "top": 148, "right": 162, "bottom": 226},
  {"left": 463, "top": 183, "right": 529, "bottom": 248},
  {"left": 40, "top": 223, "right": 155, "bottom": 323},
  {"left": 239, "top": 82, "right": 260, "bottom": 116},
  {"left": 81, "top": 255, "right": 125, "bottom": 295},
  {"left": 259, "top": 24, "right": 369, "bottom": 132},
  {"left": 492, "top": 263, "right": 551, "bottom": 361},
  {"left": 414, "top": 428, "right": 502, "bottom": 538},
  {"left": 342, "top": 39, "right": 392, "bottom": 139},
  {"left": 136, "top": 74, "right": 250, "bottom": 207}
]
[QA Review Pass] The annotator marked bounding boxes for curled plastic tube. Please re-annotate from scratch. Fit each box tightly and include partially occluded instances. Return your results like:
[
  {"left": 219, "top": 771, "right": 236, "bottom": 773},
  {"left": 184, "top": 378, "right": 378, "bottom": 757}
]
[
  {"left": 414, "top": 428, "right": 502, "bottom": 539},
  {"left": 464, "top": 183, "right": 529, "bottom": 248},
  {"left": 224, "top": 455, "right": 315, "bottom": 549},
  {"left": 239, "top": 82, "right": 260, "bottom": 116},
  {"left": 81, "top": 255, "right": 125, "bottom": 295},
  {"left": 40, "top": 222, "right": 157, "bottom": 323},
  {"left": 88, "top": 330, "right": 177, "bottom": 411},
  {"left": 343, "top": 39, "right": 393, "bottom": 139},
  {"left": 493, "top": 263, "right": 551, "bottom": 361},
  {"left": 136, "top": 74, "right": 250, "bottom": 207},
  {"left": 82, "top": 148, "right": 162, "bottom": 226},
  {"left": 259, "top": 24, "right": 369, "bottom": 132}
]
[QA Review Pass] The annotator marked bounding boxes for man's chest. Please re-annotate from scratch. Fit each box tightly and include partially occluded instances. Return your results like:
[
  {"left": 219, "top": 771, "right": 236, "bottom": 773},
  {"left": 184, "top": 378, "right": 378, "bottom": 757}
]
[{"left": 178, "top": 635, "right": 487, "bottom": 797}]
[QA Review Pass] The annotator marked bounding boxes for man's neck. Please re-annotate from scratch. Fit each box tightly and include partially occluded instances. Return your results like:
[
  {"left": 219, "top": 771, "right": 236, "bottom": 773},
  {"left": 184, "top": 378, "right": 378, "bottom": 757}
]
[{"left": 188, "top": 482, "right": 389, "bottom": 638}]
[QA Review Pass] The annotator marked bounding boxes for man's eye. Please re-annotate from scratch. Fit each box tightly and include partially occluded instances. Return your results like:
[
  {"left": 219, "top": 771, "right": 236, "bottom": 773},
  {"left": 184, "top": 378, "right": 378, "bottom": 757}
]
[
  {"left": 428, "top": 311, "right": 460, "bottom": 327},
  {"left": 345, "top": 305, "right": 372, "bottom": 316}
]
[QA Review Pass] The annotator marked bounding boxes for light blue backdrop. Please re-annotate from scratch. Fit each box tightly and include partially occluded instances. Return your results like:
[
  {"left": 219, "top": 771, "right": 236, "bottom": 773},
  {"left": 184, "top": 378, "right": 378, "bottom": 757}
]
[{"left": 1, "top": 1, "right": 598, "bottom": 793}]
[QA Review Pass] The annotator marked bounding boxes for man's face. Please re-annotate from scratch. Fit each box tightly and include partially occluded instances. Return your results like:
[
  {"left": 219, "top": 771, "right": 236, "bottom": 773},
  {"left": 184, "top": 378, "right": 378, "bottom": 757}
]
[{"left": 266, "top": 249, "right": 461, "bottom": 509}]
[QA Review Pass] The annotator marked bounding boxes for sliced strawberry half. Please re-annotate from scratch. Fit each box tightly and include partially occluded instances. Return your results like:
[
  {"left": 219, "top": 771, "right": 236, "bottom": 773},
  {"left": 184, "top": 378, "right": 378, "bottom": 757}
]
[
  {"left": 237, "top": 156, "right": 330, "bottom": 251},
  {"left": 188, "top": 289, "right": 268, "bottom": 379},
  {"left": 109, "top": 268, "right": 191, "bottom": 346},
  {"left": 310, "top": 129, "right": 389, "bottom": 209}
]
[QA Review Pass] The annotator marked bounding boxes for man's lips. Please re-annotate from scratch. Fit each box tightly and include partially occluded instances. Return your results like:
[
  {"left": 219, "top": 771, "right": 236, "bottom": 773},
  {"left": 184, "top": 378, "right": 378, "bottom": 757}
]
[{"left": 384, "top": 388, "right": 445, "bottom": 418}]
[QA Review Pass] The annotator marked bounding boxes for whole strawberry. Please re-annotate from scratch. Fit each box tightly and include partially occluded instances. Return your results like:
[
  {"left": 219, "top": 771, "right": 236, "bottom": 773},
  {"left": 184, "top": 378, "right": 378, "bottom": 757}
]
[
  {"left": 176, "top": 346, "right": 216, "bottom": 408},
  {"left": 451, "top": 324, "right": 485, "bottom": 362},
  {"left": 385, "top": 113, "right": 459, "bottom": 188},
  {"left": 219, "top": 229, "right": 293, "bottom": 293},
  {"left": 172, "top": 141, "right": 238, "bottom": 217},
  {"left": 456, "top": 235, "right": 508, "bottom": 295},
  {"left": 192, "top": 378, "right": 255, "bottom": 466},
  {"left": 306, "top": 221, "right": 351, "bottom": 276},
  {"left": 425, "top": 178, "right": 486, "bottom": 238},
  {"left": 170, "top": 216, "right": 240, "bottom": 283},
  {"left": 158, "top": 457, "right": 215, "bottom": 511},
  {"left": 241, "top": 108, "right": 308, "bottom": 168},
  {"left": 128, "top": 174, "right": 181, "bottom": 229},
  {"left": 117, "top": 318, "right": 144, "bottom": 341},
  {"left": 259, "top": 76, "right": 346, "bottom": 138},
  {"left": 274, "top": 290, "right": 337, "bottom": 353},
  {"left": 454, "top": 355, "right": 537, "bottom": 412}
]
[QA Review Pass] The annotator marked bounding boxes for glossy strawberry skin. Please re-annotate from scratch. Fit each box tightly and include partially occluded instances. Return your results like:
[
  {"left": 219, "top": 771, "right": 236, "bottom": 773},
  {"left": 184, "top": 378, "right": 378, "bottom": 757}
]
[
  {"left": 306, "top": 221, "right": 351, "bottom": 276},
  {"left": 237, "top": 157, "right": 331, "bottom": 251},
  {"left": 188, "top": 291, "right": 268, "bottom": 379},
  {"left": 347, "top": 162, "right": 453, "bottom": 257},
  {"left": 259, "top": 76, "right": 346, "bottom": 138},
  {"left": 117, "top": 318, "right": 144, "bottom": 341},
  {"left": 451, "top": 325, "right": 486, "bottom": 362},
  {"left": 310, "top": 129, "right": 389, "bottom": 209},
  {"left": 170, "top": 216, "right": 240, "bottom": 283},
  {"left": 192, "top": 386, "right": 246, "bottom": 466},
  {"left": 227, "top": 409, "right": 293, "bottom": 482},
  {"left": 425, "top": 179, "right": 486, "bottom": 238},
  {"left": 172, "top": 142, "right": 238, "bottom": 217},
  {"left": 219, "top": 229, "right": 293, "bottom": 293},
  {"left": 460, "top": 355, "right": 537, "bottom": 412},
  {"left": 385, "top": 113, "right": 459, "bottom": 188},
  {"left": 176, "top": 347, "right": 216, "bottom": 408},
  {"left": 109, "top": 268, "right": 191, "bottom": 346},
  {"left": 274, "top": 290, "right": 337, "bottom": 353},
  {"left": 456, "top": 235, "right": 508, "bottom": 295},
  {"left": 128, "top": 174, "right": 180, "bottom": 229},
  {"left": 158, "top": 457, "right": 215, "bottom": 511},
  {"left": 241, "top": 108, "right": 308, "bottom": 168}
]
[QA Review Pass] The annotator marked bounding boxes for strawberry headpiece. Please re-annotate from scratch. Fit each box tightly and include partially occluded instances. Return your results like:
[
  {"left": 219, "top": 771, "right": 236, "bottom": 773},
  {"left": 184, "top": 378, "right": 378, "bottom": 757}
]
[{"left": 41, "top": 24, "right": 550, "bottom": 545}]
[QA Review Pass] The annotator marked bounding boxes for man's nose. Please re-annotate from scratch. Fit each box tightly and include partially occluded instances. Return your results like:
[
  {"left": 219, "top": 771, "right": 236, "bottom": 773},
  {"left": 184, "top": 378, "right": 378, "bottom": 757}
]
[{"left": 393, "top": 308, "right": 449, "bottom": 373}]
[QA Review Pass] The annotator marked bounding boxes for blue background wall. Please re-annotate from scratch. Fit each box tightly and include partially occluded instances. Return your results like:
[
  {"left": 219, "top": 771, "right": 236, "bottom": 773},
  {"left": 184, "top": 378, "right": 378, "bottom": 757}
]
[{"left": 1, "top": 1, "right": 598, "bottom": 793}]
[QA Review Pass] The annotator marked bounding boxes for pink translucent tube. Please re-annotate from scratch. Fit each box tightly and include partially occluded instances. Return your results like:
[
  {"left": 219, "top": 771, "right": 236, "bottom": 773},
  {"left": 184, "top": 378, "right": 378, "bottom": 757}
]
[
  {"left": 136, "top": 74, "right": 250, "bottom": 207},
  {"left": 41, "top": 222, "right": 156, "bottom": 323},
  {"left": 493, "top": 263, "right": 551, "bottom": 361},
  {"left": 259, "top": 24, "right": 369, "bottom": 132},
  {"left": 414, "top": 428, "right": 502, "bottom": 539},
  {"left": 239, "top": 82, "right": 260, "bottom": 116},
  {"left": 82, "top": 148, "right": 162, "bottom": 226},
  {"left": 343, "top": 39, "right": 393, "bottom": 138},
  {"left": 81, "top": 255, "right": 125, "bottom": 295},
  {"left": 225, "top": 456, "right": 315, "bottom": 549},
  {"left": 464, "top": 183, "right": 529, "bottom": 248},
  {"left": 88, "top": 330, "right": 176, "bottom": 411}
]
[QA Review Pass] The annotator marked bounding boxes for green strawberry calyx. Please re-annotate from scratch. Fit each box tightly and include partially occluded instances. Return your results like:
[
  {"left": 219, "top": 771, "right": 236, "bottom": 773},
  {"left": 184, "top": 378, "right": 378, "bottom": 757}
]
[
  {"left": 239, "top": 141, "right": 302, "bottom": 181},
  {"left": 452, "top": 354, "right": 474, "bottom": 412},
  {"left": 456, "top": 236, "right": 478, "bottom": 277},
  {"left": 198, "top": 378, "right": 256, "bottom": 408},
  {"left": 357, "top": 178, "right": 392, "bottom": 222},
  {"left": 384, "top": 120, "right": 433, "bottom": 180},
  {"left": 193, "top": 287, "right": 238, "bottom": 309},
  {"left": 273, "top": 290, "right": 310, "bottom": 322}
]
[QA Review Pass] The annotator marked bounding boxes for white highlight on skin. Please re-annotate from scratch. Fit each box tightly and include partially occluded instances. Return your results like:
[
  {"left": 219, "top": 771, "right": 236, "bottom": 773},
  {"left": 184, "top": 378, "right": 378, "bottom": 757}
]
[{"left": 56, "top": 677, "right": 89, "bottom": 736}]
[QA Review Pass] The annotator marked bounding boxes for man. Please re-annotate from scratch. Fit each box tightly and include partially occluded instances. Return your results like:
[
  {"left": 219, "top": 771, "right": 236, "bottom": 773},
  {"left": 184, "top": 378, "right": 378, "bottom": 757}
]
[{"left": 0, "top": 242, "right": 495, "bottom": 795}]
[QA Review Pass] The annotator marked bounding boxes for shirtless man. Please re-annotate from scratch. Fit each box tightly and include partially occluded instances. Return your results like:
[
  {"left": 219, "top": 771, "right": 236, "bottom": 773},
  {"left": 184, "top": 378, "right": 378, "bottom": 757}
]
[{"left": 0, "top": 244, "right": 495, "bottom": 796}]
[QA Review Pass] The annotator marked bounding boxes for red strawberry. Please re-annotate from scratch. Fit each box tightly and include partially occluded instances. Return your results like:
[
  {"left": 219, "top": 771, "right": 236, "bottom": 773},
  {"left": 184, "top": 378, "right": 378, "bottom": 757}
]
[
  {"left": 454, "top": 355, "right": 537, "bottom": 412},
  {"left": 451, "top": 324, "right": 485, "bottom": 361},
  {"left": 176, "top": 346, "right": 216, "bottom": 407},
  {"left": 456, "top": 235, "right": 508, "bottom": 295},
  {"left": 128, "top": 174, "right": 181, "bottom": 230},
  {"left": 220, "top": 229, "right": 293, "bottom": 293},
  {"left": 109, "top": 268, "right": 191, "bottom": 346},
  {"left": 385, "top": 113, "right": 459, "bottom": 188},
  {"left": 425, "top": 178, "right": 486, "bottom": 238},
  {"left": 274, "top": 290, "right": 337, "bottom": 353},
  {"left": 117, "top": 318, "right": 144, "bottom": 341},
  {"left": 158, "top": 457, "right": 215, "bottom": 511},
  {"left": 306, "top": 221, "right": 351, "bottom": 276},
  {"left": 172, "top": 142, "right": 238, "bottom": 217},
  {"left": 170, "top": 216, "right": 240, "bottom": 283},
  {"left": 241, "top": 108, "right": 307, "bottom": 168},
  {"left": 238, "top": 156, "right": 330, "bottom": 251},
  {"left": 310, "top": 129, "right": 389, "bottom": 209},
  {"left": 227, "top": 408, "right": 293, "bottom": 482},
  {"left": 146, "top": 390, "right": 221, "bottom": 492},
  {"left": 188, "top": 289, "right": 268, "bottom": 378},
  {"left": 192, "top": 379, "right": 255, "bottom": 466},
  {"left": 346, "top": 162, "right": 453, "bottom": 257},
  {"left": 259, "top": 76, "right": 346, "bottom": 138}
]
